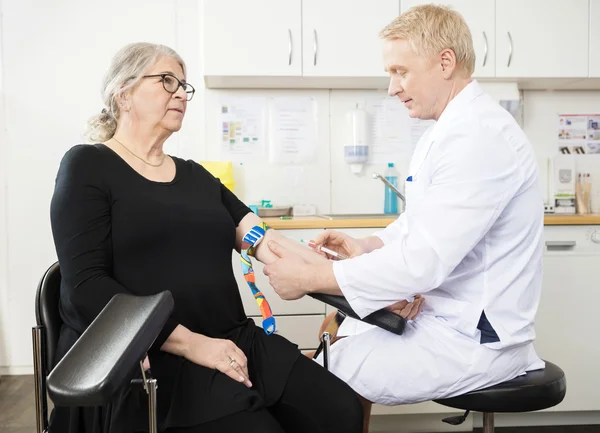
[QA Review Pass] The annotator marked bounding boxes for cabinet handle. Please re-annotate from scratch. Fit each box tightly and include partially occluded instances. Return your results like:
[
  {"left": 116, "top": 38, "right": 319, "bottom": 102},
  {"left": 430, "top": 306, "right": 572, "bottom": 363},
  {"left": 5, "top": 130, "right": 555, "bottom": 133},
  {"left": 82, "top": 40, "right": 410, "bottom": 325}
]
[
  {"left": 313, "top": 29, "right": 318, "bottom": 66},
  {"left": 545, "top": 240, "right": 576, "bottom": 249},
  {"left": 482, "top": 31, "right": 488, "bottom": 67},
  {"left": 507, "top": 31, "right": 513, "bottom": 68},
  {"left": 288, "top": 29, "right": 292, "bottom": 66}
]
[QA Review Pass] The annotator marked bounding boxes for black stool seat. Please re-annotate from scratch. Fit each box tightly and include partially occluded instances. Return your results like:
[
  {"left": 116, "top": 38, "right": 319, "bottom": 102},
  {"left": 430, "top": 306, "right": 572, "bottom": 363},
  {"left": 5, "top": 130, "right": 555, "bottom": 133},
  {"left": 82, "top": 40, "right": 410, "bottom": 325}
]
[{"left": 434, "top": 361, "right": 566, "bottom": 413}]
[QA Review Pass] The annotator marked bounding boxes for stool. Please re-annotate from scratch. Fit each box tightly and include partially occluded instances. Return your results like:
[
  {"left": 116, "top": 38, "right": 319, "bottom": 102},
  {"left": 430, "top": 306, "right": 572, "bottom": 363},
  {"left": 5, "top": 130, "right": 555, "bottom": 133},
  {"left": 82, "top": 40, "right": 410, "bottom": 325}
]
[
  {"left": 434, "top": 361, "right": 567, "bottom": 433},
  {"left": 308, "top": 294, "right": 567, "bottom": 433}
]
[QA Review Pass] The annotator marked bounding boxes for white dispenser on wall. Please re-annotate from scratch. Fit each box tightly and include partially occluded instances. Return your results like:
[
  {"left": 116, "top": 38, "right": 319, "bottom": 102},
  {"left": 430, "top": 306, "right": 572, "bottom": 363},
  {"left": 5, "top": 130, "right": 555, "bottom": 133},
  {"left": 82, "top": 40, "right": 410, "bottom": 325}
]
[{"left": 344, "top": 104, "right": 369, "bottom": 174}]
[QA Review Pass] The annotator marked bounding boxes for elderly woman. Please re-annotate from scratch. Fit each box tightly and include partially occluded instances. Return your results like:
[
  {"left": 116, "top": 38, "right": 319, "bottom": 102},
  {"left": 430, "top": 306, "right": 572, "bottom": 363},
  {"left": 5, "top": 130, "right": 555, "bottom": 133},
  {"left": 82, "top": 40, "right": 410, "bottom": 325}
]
[{"left": 48, "top": 42, "right": 368, "bottom": 433}]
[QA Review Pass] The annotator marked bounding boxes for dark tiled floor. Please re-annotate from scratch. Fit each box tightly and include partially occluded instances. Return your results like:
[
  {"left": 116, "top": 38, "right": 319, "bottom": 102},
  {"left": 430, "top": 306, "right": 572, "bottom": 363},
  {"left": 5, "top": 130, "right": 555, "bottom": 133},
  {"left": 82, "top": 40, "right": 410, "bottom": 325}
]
[{"left": 0, "top": 375, "right": 597, "bottom": 432}]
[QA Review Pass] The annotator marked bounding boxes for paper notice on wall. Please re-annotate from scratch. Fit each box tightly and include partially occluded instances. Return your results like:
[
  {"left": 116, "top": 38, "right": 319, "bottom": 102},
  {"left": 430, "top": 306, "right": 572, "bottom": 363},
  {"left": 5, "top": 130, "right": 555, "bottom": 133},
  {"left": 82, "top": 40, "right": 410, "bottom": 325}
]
[
  {"left": 268, "top": 97, "right": 317, "bottom": 164},
  {"left": 365, "top": 98, "right": 434, "bottom": 164},
  {"left": 558, "top": 114, "right": 600, "bottom": 155},
  {"left": 220, "top": 97, "right": 267, "bottom": 162}
]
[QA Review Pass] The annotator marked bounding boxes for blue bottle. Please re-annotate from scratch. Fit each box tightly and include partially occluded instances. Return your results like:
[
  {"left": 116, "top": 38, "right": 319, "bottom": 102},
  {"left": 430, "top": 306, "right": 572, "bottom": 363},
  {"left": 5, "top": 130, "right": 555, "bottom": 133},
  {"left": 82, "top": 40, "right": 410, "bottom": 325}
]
[{"left": 384, "top": 162, "right": 399, "bottom": 214}]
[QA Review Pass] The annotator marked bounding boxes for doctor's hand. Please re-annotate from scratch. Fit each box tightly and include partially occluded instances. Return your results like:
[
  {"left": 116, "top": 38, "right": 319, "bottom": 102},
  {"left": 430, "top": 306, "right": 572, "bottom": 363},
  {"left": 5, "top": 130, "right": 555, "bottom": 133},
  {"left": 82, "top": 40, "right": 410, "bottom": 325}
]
[
  {"left": 385, "top": 295, "right": 424, "bottom": 321},
  {"left": 263, "top": 241, "right": 309, "bottom": 300},
  {"left": 311, "top": 230, "right": 367, "bottom": 259}
]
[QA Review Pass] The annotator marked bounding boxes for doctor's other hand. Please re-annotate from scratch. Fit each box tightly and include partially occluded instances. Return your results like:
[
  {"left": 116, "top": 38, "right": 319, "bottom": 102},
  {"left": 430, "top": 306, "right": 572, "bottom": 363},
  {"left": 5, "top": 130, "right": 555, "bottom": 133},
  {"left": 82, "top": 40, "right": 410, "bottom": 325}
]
[
  {"left": 311, "top": 230, "right": 367, "bottom": 259},
  {"left": 264, "top": 241, "right": 309, "bottom": 300},
  {"left": 385, "top": 295, "right": 424, "bottom": 321},
  {"left": 183, "top": 333, "right": 252, "bottom": 388}
]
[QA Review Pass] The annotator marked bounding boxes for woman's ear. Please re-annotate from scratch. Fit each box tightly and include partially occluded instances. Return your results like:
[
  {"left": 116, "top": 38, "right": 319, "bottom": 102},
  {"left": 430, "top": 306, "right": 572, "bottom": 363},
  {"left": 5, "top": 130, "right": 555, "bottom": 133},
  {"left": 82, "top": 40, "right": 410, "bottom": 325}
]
[{"left": 116, "top": 91, "right": 130, "bottom": 113}]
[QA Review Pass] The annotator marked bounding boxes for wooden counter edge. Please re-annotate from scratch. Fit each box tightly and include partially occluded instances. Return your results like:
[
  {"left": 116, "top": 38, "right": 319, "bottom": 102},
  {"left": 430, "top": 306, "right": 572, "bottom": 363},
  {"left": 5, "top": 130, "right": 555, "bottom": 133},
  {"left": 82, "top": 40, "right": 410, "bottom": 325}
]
[{"left": 263, "top": 214, "right": 600, "bottom": 230}]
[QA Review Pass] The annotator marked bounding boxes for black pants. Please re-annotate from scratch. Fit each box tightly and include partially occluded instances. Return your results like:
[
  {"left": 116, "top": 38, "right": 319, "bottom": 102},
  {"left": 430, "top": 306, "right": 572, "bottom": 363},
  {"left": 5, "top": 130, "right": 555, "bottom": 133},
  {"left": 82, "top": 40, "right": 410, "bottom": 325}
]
[{"left": 166, "top": 354, "right": 364, "bottom": 433}]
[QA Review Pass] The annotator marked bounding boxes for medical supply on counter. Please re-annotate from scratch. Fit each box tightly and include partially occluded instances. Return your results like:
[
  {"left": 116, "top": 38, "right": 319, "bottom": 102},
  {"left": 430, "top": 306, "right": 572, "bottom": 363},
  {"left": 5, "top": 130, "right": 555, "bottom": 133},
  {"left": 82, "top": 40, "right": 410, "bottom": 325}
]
[
  {"left": 576, "top": 172, "right": 592, "bottom": 214},
  {"left": 384, "top": 162, "right": 399, "bottom": 214},
  {"left": 552, "top": 155, "right": 576, "bottom": 214},
  {"left": 300, "top": 239, "right": 349, "bottom": 260},
  {"left": 344, "top": 104, "right": 369, "bottom": 174},
  {"left": 241, "top": 223, "right": 276, "bottom": 335},
  {"left": 254, "top": 200, "right": 292, "bottom": 217}
]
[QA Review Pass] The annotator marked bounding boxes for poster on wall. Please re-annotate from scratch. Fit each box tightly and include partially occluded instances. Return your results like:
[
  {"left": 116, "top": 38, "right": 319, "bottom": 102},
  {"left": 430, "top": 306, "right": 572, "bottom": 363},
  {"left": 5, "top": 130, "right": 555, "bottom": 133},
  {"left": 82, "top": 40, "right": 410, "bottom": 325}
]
[
  {"left": 558, "top": 114, "right": 600, "bottom": 155},
  {"left": 219, "top": 96, "right": 267, "bottom": 162}
]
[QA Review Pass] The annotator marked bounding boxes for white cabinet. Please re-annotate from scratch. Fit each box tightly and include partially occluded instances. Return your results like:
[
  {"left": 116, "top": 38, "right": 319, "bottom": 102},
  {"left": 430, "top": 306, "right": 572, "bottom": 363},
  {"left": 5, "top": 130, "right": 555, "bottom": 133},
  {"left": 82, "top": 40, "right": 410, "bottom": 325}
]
[
  {"left": 400, "top": 0, "right": 496, "bottom": 78},
  {"left": 302, "top": 0, "right": 399, "bottom": 77},
  {"left": 533, "top": 226, "right": 600, "bottom": 412},
  {"left": 495, "top": 0, "right": 589, "bottom": 78},
  {"left": 202, "top": 0, "right": 302, "bottom": 77},
  {"left": 591, "top": 0, "right": 600, "bottom": 77}
]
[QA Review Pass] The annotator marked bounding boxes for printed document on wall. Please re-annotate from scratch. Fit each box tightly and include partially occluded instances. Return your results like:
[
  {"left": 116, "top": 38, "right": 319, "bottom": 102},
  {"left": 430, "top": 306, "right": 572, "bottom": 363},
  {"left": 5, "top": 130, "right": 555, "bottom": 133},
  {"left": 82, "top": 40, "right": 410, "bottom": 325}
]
[
  {"left": 366, "top": 98, "right": 434, "bottom": 164},
  {"left": 220, "top": 97, "right": 267, "bottom": 162},
  {"left": 269, "top": 97, "right": 317, "bottom": 164},
  {"left": 558, "top": 114, "right": 600, "bottom": 155}
]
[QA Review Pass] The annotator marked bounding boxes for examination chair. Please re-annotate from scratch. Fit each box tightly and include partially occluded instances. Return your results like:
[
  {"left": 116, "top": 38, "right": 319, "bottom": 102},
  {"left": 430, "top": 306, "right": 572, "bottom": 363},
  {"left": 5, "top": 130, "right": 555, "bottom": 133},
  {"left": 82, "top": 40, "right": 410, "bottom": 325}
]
[
  {"left": 32, "top": 261, "right": 174, "bottom": 433},
  {"left": 308, "top": 293, "right": 567, "bottom": 433}
]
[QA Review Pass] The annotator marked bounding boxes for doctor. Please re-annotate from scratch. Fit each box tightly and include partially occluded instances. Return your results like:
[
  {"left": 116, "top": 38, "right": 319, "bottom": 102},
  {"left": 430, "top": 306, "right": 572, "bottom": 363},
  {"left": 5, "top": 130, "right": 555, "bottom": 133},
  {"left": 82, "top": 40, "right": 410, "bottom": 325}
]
[{"left": 263, "top": 3, "right": 546, "bottom": 431}]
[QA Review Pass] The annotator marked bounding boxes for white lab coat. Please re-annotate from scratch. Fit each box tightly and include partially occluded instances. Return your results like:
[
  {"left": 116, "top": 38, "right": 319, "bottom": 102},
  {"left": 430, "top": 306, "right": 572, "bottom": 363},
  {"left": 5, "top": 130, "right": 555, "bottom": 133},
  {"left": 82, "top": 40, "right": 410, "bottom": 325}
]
[{"left": 318, "top": 80, "right": 545, "bottom": 405}]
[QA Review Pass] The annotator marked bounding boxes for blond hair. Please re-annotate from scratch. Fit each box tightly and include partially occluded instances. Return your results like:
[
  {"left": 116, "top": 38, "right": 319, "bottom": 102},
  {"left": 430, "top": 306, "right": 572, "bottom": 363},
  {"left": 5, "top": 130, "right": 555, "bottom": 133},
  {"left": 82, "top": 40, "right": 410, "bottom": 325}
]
[
  {"left": 379, "top": 4, "right": 475, "bottom": 76},
  {"left": 85, "top": 42, "right": 186, "bottom": 142}
]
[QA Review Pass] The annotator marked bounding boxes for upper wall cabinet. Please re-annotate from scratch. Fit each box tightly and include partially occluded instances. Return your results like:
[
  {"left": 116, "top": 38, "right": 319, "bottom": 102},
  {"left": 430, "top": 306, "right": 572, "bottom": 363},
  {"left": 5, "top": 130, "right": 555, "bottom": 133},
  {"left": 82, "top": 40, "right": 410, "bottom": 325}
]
[
  {"left": 401, "top": 0, "right": 496, "bottom": 78},
  {"left": 203, "top": 0, "right": 302, "bottom": 78},
  {"left": 591, "top": 0, "right": 600, "bottom": 77},
  {"left": 495, "top": 0, "right": 589, "bottom": 78},
  {"left": 302, "top": 0, "right": 399, "bottom": 77}
]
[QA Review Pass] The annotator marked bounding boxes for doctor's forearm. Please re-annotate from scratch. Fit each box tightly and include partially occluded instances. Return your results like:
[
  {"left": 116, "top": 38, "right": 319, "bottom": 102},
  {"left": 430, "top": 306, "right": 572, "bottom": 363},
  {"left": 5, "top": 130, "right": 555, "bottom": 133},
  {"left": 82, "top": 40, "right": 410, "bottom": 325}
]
[{"left": 305, "top": 262, "right": 343, "bottom": 296}]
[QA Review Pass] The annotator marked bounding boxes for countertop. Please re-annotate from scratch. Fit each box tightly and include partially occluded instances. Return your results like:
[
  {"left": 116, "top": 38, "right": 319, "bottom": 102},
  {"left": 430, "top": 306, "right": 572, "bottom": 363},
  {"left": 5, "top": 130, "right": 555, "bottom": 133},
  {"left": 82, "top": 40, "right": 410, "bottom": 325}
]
[{"left": 263, "top": 214, "right": 600, "bottom": 230}]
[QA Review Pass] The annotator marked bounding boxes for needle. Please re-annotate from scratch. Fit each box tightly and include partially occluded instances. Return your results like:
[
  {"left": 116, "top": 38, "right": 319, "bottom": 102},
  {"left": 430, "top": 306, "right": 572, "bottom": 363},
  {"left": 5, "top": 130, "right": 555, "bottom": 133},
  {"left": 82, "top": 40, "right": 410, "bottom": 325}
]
[{"left": 299, "top": 239, "right": 349, "bottom": 260}]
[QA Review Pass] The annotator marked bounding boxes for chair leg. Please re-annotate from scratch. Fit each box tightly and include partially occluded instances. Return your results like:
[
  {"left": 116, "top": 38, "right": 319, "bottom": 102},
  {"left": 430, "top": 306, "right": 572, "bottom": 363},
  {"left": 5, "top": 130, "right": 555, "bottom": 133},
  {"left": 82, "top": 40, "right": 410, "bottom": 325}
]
[
  {"left": 483, "top": 412, "right": 494, "bottom": 433},
  {"left": 147, "top": 378, "right": 158, "bottom": 433},
  {"left": 32, "top": 326, "right": 48, "bottom": 433}
]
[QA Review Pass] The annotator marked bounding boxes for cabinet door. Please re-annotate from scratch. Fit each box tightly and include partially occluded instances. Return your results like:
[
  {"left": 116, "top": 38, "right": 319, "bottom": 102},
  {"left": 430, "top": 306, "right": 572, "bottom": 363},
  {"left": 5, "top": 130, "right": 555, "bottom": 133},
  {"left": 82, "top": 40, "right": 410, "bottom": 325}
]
[
  {"left": 203, "top": 0, "right": 301, "bottom": 77},
  {"left": 302, "top": 0, "right": 399, "bottom": 77},
  {"left": 495, "top": 0, "right": 589, "bottom": 78},
  {"left": 400, "top": 0, "right": 495, "bottom": 78},
  {"left": 591, "top": 0, "right": 600, "bottom": 77},
  {"left": 536, "top": 253, "right": 600, "bottom": 411}
]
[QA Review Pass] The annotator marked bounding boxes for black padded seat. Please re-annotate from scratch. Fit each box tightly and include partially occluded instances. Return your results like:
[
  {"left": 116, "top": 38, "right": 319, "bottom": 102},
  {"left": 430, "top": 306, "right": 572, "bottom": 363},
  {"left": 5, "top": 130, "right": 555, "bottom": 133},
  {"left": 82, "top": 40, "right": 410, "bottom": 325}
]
[{"left": 434, "top": 360, "right": 566, "bottom": 413}]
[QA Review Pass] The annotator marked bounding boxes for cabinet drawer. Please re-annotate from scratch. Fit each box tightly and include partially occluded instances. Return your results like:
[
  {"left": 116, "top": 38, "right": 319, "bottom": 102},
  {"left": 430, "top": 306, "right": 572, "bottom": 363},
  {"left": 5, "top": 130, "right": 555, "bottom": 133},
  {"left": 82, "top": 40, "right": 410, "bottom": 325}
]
[{"left": 250, "top": 315, "right": 324, "bottom": 350}]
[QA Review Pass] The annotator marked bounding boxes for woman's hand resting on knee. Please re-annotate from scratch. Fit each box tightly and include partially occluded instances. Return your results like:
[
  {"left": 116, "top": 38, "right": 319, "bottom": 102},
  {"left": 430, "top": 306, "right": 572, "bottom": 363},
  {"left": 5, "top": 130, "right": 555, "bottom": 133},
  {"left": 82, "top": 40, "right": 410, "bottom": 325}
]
[
  {"left": 161, "top": 325, "right": 253, "bottom": 388},
  {"left": 183, "top": 333, "right": 253, "bottom": 388}
]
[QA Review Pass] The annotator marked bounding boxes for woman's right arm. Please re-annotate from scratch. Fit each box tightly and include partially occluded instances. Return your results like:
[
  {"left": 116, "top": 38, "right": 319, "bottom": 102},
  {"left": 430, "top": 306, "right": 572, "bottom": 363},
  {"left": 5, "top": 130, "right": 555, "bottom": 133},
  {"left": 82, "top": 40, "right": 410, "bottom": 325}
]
[{"left": 51, "top": 146, "right": 251, "bottom": 387}]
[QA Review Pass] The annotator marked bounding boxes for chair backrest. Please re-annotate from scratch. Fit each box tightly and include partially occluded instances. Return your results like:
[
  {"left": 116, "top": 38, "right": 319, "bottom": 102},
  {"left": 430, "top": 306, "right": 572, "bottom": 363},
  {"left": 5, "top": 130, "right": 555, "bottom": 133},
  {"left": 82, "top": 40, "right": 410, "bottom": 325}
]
[{"left": 35, "top": 261, "right": 63, "bottom": 373}]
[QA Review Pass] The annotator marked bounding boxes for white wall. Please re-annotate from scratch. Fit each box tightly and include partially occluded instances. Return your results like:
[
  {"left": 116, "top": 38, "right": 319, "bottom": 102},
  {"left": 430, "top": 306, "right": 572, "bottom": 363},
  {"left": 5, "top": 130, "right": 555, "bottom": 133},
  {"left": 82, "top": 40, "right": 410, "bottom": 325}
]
[
  {"left": 1, "top": 0, "right": 600, "bottom": 372},
  {"left": 0, "top": 0, "right": 204, "bottom": 373}
]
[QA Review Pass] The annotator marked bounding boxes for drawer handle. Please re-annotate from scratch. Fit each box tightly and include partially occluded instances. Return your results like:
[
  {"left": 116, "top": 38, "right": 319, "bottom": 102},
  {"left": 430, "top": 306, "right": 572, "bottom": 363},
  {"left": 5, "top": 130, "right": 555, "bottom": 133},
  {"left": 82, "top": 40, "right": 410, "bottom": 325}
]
[{"left": 546, "top": 240, "right": 576, "bottom": 249}]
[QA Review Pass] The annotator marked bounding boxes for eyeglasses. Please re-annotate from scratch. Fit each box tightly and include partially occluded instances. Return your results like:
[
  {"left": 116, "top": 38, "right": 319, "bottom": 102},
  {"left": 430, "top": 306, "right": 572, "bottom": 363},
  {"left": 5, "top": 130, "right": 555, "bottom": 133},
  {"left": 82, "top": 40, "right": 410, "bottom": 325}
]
[{"left": 142, "top": 73, "right": 195, "bottom": 101}]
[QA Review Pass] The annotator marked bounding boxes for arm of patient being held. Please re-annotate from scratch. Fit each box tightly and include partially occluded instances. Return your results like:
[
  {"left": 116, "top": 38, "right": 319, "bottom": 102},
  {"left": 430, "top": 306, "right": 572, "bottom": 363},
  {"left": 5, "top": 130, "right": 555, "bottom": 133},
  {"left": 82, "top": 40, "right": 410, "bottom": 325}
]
[{"left": 235, "top": 212, "right": 328, "bottom": 265}]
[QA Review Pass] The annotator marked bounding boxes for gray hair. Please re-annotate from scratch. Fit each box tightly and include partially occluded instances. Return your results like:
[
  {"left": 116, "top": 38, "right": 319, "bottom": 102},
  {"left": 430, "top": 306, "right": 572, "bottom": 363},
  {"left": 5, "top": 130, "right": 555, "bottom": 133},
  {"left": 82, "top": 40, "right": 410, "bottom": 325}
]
[{"left": 84, "top": 42, "right": 186, "bottom": 142}]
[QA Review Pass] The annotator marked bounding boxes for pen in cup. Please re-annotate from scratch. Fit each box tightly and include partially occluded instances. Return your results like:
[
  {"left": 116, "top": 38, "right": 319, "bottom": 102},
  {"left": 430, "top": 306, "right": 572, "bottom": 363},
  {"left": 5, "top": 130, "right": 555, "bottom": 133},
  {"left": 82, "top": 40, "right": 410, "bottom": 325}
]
[{"left": 299, "top": 239, "right": 349, "bottom": 260}]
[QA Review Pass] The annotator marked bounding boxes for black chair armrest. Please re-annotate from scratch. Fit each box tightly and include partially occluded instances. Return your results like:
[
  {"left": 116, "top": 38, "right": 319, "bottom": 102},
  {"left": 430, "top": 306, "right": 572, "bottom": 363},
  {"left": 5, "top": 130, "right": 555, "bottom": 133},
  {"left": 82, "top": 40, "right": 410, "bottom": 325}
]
[
  {"left": 47, "top": 291, "right": 174, "bottom": 407},
  {"left": 309, "top": 293, "right": 405, "bottom": 335}
]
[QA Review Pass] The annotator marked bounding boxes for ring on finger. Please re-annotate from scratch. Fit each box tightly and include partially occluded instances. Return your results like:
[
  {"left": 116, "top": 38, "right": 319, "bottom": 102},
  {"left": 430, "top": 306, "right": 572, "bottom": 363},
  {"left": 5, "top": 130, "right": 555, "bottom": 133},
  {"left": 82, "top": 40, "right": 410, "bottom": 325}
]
[{"left": 228, "top": 357, "right": 237, "bottom": 367}]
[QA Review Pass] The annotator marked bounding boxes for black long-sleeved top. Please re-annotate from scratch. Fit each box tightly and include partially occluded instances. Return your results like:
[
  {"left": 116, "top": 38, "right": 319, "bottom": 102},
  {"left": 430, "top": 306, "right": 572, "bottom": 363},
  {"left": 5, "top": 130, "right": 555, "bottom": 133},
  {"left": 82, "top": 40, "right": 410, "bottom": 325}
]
[{"left": 49, "top": 144, "right": 300, "bottom": 433}]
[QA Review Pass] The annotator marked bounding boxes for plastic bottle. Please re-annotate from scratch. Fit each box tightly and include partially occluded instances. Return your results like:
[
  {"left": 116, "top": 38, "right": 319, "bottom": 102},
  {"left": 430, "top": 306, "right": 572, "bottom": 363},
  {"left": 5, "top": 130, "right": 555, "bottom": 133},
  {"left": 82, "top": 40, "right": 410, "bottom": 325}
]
[{"left": 384, "top": 162, "right": 399, "bottom": 214}]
